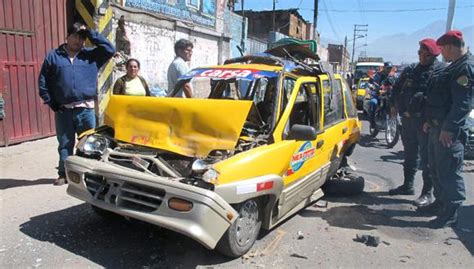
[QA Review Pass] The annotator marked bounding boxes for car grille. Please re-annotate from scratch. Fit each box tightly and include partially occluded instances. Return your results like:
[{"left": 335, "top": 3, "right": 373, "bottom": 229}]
[
  {"left": 107, "top": 154, "right": 152, "bottom": 172},
  {"left": 120, "top": 182, "right": 165, "bottom": 212},
  {"left": 84, "top": 173, "right": 165, "bottom": 213}
]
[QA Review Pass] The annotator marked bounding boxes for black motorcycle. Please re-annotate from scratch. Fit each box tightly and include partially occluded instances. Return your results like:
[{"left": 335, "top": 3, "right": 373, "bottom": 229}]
[{"left": 369, "top": 91, "right": 401, "bottom": 148}]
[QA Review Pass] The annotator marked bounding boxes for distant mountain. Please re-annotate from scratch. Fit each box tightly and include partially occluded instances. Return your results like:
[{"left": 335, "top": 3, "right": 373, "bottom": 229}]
[{"left": 364, "top": 21, "right": 474, "bottom": 64}]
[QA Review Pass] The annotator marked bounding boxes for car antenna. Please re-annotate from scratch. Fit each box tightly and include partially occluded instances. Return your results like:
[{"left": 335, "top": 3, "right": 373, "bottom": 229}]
[{"left": 236, "top": 45, "right": 244, "bottom": 56}]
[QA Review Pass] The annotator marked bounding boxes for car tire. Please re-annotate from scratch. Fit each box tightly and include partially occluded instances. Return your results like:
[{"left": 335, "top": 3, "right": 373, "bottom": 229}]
[
  {"left": 216, "top": 199, "right": 262, "bottom": 258},
  {"left": 322, "top": 174, "right": 365, "bottom": 196}
]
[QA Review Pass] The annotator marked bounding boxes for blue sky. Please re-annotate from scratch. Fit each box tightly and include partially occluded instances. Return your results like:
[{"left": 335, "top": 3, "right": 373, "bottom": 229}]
[{"left": 240, "top": 0, "right": 474, "bottom": 43}]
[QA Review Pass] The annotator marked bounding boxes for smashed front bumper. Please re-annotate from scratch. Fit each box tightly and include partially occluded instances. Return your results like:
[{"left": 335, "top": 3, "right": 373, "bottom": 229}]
[{"left": 65, "top": 156, "right": 237, "bottom": 249}]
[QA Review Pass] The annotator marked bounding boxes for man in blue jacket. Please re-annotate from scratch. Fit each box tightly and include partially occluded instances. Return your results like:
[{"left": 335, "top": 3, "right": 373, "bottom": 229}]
[{"left": 38, "top": 22, "right": 115, "bottom": 185}]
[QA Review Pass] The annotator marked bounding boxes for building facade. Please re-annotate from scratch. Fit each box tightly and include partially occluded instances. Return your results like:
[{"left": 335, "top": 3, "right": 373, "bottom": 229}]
[
  {"left": 236, "top": 9, "right": 312, "bottom": 41},
  {"left": 327, "top": 43, "right": 350, "bottom": 73}
]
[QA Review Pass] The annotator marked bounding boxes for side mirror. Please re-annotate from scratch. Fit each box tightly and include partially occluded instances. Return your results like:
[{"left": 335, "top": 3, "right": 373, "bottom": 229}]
[{"left": 287, "top": 124, "right": 317, "bottom": 141}]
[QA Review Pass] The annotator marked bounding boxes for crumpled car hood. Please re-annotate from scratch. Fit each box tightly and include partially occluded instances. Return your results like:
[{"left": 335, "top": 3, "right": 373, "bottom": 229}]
[{"left": 104, "top": 96, "right": 252, "bottom": 157}]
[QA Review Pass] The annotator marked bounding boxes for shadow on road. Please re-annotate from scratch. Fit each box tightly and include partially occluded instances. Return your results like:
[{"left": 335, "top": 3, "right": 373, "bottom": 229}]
[
  {"left": 19, "top": 204, "right": 233, "bottom": 268},
  {"left": 454, "top": 205, "right": 474, "bottom": 256},
  {"left": 0, "top": 178, "right": 55, "bottom": 190},
  {"left": 300, "top": 191, "right": 474, "bottom": 254},
  {"left": 379, "top": 150, "right": 404, "bottom": 164},
  {"left": 299, "top": 191, "right": 429, "bottom": 230},
  {"left": 358, "top": 134, "right": 388, "bottom": 149}
]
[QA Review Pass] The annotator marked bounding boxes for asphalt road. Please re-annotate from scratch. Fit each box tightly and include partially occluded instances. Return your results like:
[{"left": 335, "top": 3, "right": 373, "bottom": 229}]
[{"left": 1, "top": 114, "right": 473, "bottom": 268}]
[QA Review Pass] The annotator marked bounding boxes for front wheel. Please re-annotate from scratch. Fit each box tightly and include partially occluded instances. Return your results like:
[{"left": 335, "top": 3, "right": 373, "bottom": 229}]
[
  {"left": 385, "top": 114, "right": 400, "bottom": 148},
  {"left": 216, "top": 199, "right": 262, "bottom": 258}
]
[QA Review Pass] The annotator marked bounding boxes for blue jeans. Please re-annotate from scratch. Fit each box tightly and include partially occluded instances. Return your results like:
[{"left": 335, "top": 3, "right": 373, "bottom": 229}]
[
  {"left": 368, "top": 97, "right": 378, "bottom": 126},
  {"left": 55, "top": 107, "right": 96, "bottom": 176}
]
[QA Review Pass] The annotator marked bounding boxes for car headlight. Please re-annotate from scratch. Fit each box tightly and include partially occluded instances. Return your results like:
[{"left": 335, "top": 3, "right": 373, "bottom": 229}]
[
  {"left": 77, "top": 135, "right": 110, "bottom": 156},
  {"left": 202, "top": 168, "right": 219, "bottom": 184}
]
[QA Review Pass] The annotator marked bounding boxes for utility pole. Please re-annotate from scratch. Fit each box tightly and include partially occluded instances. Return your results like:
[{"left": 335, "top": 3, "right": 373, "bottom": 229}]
[
  {"left": 446, "top": 0, "right": 456, "bottom": 31},
  {"left": 343, "top": 35, "right": 348, "bottom": 73},
  {"left": 351, "top": 24, "right": 368, "bottom": 66},
  {"left": 241, "top": 0, "right": 246, "bottom": 53},
  {"left": 272, "top": 0, "right": 276, "bottom": 32},
  {"left": 313, "top": 0, "right": 319, "bottom": 39}
]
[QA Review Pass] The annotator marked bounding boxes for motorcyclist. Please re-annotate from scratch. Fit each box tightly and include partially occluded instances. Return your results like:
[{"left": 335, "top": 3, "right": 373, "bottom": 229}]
[{"left": 367, "top": 62, "right": 396, "bottom": 130}]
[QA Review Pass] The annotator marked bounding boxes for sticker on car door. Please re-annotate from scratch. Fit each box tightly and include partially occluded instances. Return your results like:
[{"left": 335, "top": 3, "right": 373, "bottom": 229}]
[{"left": 287, "top": 141, "right": 315, "bottom": 175}]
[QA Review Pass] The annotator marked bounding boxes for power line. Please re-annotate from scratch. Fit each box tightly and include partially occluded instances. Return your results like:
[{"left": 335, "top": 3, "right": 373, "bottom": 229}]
[
  {"left": 296, "top": 0, "right": 304, "bottom": 9},
  {"left": 356, "top": 0, "right": 365, "bottom": 23},
  {"left": 319, "top": 5, "right": 474, "bottom": 12},
  {"left": 321, "top": 0, "right": 341, "bottom": 40},
  {"left": 300, "top": 5, "right": 474, "bottom": 13}
]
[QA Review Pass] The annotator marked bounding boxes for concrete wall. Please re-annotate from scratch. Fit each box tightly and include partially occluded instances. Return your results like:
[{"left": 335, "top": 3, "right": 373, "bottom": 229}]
[
  {"left": 224, "top": 8, "right": 246, "bottom": 57},
  {"left": 247, "top": 36, "right": 267, "bottom": 54}
]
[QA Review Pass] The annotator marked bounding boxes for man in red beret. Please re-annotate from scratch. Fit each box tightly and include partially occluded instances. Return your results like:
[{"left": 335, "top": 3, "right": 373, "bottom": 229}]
[
  {"left": 423, "top": 30, "right": 473, "bottom": 228},
  {"left": 389, "top": 39, "right": 446, "bottom": 211}
]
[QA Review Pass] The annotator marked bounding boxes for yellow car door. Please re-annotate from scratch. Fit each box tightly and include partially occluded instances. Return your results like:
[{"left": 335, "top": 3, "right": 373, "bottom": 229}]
[{"left": 273, "top": 77, "right": 328, "bottom": 217}]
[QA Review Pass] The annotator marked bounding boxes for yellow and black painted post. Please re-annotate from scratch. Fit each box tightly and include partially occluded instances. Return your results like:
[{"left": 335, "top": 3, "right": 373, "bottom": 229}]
[{"left": 74, "top": 0, "right": 114, "bottom": 122}]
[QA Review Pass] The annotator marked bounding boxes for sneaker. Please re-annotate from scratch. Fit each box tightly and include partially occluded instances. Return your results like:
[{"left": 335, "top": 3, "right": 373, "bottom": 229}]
[
  {"left": 388, "top": 185, "right": 414, "bottom": 195},
  {"left": 53, "top": 176, "right": 67, "bottom": 186},
  {"left": 414, "top": 194, "right": 434, "bottom": 207}
]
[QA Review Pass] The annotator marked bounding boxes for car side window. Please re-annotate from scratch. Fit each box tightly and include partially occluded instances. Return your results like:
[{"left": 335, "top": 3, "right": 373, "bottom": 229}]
[
  {"left": 323, "top": 78, "right": 344, "bottom": 127},
  {"left": 341, "top": 79, "right": 358, "bottom": 118},
  {"left": 288, "top": 83, "right": 318, "bottom": 129},
  {"left": 282, "top": 77, "right": 295, "bottom": 110}
]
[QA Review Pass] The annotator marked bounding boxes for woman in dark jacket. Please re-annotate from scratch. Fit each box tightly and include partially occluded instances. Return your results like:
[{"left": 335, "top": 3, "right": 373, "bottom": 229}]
[{"left": 113, "top": 58, "right": 151, "bottom": 96}]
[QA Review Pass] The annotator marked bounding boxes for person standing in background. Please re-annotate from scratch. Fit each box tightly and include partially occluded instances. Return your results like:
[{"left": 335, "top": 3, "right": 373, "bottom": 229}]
[{"left": 167, "top": 39, "right": 194, "bottom": 98}]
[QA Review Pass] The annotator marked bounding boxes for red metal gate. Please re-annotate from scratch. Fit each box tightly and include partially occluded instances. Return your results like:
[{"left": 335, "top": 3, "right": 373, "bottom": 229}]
[{"left": 0, "top": 0, "right": 67, "bottom": 146}]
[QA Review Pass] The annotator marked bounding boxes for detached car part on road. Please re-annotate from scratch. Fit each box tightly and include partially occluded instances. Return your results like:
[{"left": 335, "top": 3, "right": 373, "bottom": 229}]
[{"left": 65, "top": 44, "right": 361, "bottom": 257}]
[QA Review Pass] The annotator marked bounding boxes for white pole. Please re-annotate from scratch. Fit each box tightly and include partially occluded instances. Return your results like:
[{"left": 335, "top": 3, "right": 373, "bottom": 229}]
[{"left": 446, "top": 0, "right": 456, "bottom": 32}]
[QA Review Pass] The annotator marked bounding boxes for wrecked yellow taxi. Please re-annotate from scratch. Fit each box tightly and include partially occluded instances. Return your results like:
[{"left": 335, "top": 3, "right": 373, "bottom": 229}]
[{"left": 65, "top": 45, "right": 361, "bottom": 257}]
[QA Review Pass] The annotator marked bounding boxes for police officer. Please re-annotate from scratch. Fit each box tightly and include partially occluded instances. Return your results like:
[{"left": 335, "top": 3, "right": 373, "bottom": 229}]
[
  {"left": 388, "top": 39, "right": 446, "bottom": 208},
  {"left": 368, "top": 62, "right": 396, "bottom": 130},
  {"left": 423, "top": 30, "right": 473, "bottom": 228}
]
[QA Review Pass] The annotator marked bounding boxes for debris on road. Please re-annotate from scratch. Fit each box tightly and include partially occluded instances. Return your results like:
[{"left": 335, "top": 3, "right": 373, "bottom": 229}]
[
  {"left": 297, "top": 231, "right": 304, "bottom": 240},
  {"left": 290, "top": 253, "right": 308, "bottom": 259},
  {"left": 353, "top": 234, "right": 380, "bottom": 247}
]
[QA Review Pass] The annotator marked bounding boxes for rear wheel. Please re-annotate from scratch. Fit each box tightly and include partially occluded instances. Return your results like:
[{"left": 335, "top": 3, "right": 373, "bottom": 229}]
[
  {"left": 385, "top": 114, "right": 400, "bottom": 148},
  {"left": 216, "top": 199, "right": 261, "bottom": 258}
]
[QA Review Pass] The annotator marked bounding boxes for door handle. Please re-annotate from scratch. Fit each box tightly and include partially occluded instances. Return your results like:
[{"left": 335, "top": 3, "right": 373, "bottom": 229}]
[
  {"left": 342, "top": 127, "right": 348, "bottom": 134},
  {"left": 316, "top": 140, "right": 324, "bottom": 149}
]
